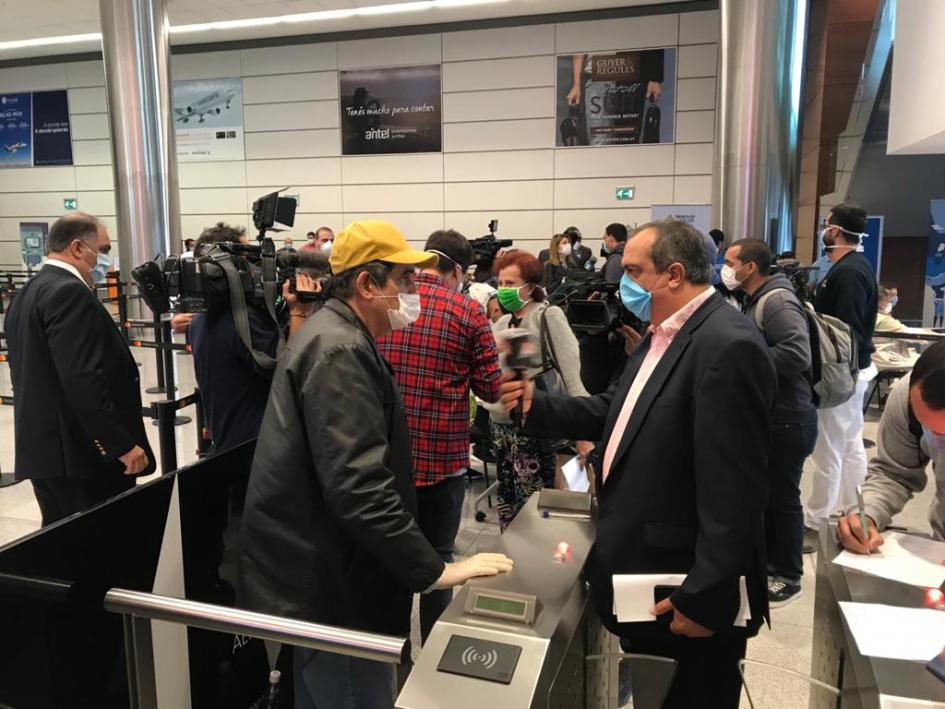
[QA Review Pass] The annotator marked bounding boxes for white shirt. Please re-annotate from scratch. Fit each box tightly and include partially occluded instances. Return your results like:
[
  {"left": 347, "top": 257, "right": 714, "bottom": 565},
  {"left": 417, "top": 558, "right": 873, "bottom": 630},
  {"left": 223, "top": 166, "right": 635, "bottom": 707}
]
[{"left": 45, "top": 259, "right": 92, "bottom": 289}]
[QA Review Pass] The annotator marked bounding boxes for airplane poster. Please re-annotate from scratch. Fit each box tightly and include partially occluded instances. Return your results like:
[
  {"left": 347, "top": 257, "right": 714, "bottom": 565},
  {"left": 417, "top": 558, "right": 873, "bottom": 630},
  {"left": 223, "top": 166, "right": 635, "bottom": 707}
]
[
  {"left": 340, "top": 64, "right": 441, "bottom": 155},
  {"left": 172, "top": 77, "right": 244, "bottom": 162},
  {"left": 0, "top": 93, "right": 33, "bottom": 168}
]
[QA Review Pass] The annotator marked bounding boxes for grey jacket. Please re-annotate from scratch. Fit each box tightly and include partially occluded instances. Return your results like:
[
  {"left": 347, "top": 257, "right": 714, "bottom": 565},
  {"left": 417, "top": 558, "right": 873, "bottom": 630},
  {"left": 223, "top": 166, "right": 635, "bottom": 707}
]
[
  {"left": 861, "top": 379, "right": 945, "bottom": 540},
  {"left": 602, "top": 242, "right": 626, "bottom": 284},
  {"left": 742, "top": 274, "right": 816, "bottom": 424}
]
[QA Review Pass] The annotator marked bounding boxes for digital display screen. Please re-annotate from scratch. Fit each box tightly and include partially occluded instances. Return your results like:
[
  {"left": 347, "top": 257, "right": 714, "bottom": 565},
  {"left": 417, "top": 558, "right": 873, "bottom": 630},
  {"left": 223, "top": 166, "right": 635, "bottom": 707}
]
[{"left": 475, "top": 595, "right": 527, "bottom": 617}]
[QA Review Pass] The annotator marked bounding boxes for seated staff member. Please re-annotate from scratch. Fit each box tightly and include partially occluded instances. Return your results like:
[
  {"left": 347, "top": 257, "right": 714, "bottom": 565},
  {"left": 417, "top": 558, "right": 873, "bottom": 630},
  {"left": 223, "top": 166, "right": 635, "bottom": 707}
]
[
  {"left": 499, "top": 220, "right": 776, "bottom": 709},
  {"left": 838, "top": 339, "right": 945, "bottom": 552},
  {"left": 875, "top": 284, "right": 906, "bottom": 333}
]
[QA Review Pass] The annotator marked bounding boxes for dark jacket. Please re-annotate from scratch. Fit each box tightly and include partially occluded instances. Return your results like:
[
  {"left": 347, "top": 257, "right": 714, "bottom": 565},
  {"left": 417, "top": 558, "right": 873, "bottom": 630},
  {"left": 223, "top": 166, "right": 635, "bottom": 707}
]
[
  {"left": 525, "top": 292, "right": 775, "bottom": 636},
  {"left": 238, "top": 298, "right": 445, "bottom": 636},
  {"left": 189, "top": 307, "right": 281, "bottom": 454},
  {"left": 814, "top": 251, "right": 878, "bottom": 370},
  {"left": 602, "top": 242, "right": 626, "bottom": 283},
  {"left": 543, "top": 261, "right": 570, "bottom": 294},
  {"left": 743, "top": 274, "right": 816, "bottom": 424},
  {"left": 6, "top": 266, "right": 154, "bottom": 480}
]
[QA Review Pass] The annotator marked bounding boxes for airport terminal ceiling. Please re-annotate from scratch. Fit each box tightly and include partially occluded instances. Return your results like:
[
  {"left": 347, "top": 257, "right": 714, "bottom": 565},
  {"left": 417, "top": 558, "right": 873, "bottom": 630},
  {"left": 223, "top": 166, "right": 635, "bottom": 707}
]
[{"left": 0, "top": 0, "right": 707, "bottom": 59}]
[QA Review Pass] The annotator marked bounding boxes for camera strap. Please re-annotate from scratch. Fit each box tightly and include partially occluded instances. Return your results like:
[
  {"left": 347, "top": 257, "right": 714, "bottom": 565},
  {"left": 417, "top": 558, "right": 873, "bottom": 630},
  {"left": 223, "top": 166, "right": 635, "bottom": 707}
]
[
  {"left": 215, "top": 253, "right": 281, "bottom": 373},
  {"left": 259, "top": 244, "right": 286, "bottom": 351}
]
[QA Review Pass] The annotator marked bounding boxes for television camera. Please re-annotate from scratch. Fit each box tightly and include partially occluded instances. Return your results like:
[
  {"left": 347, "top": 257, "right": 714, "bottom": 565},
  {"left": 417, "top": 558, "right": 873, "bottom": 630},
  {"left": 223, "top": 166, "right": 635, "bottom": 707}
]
[
  {"left": 549, "top": 270, "right": 642, "bottom": 336},
  {"left": 770, "top": 258, "right": 817, "bottom": 302},
  {"left": 468, "top": 219, "right": 512, "bottom": 283},
  {"left": 133, "top": 190, "right": 316, "bottom": 316}
]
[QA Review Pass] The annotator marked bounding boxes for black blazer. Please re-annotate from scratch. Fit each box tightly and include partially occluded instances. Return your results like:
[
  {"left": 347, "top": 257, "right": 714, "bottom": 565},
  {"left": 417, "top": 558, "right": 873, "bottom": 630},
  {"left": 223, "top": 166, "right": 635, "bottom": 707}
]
[
  {"left": 6, "top": 266, "right": 154, "bottom": 481},
  {"left": 525, "top": 292, "right": 776, "bottom": 636}
]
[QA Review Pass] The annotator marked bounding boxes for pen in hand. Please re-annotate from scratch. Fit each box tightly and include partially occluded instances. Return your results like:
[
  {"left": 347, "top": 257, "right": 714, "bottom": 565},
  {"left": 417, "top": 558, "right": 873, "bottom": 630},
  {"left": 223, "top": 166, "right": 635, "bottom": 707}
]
[{"left": 856, "top": 485, "right": 871, "bottom": 556}]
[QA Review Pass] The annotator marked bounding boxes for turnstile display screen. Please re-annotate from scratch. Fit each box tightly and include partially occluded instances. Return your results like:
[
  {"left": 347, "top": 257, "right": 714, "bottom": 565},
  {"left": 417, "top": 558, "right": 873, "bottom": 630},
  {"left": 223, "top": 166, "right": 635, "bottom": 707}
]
[{"left": 475, "top": 595, "right": 527, "bottom": 617}]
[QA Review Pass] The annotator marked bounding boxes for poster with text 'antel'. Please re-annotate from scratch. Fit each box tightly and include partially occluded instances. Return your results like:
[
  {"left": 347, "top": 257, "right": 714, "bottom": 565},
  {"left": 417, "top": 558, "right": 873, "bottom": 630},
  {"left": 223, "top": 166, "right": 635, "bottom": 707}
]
[
  {"left": 0, "top": 90, "right": 73, "bottom": 168},
  {"left": 173, "top": 77, "right": 245, "bottom": 162},
  {"left": 340, "top": 64, "right": 442, "bottom": 155},
  {"left": 556, "top": 48, "right": 676, "bottom": 147}
]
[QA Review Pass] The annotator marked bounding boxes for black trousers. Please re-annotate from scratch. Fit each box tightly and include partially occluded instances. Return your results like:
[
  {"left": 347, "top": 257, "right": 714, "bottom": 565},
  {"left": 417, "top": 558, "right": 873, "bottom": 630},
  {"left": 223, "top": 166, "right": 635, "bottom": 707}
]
[
  {"left": 620, "top": 625, "right": 748, "bottom": 709},
  {"left": 765, "top": 421, "right": 818, "bottom": 582},
  {"left": 414, "top": 475, "right": 467, "bottom": 643},
  {"left": 32, "top": 476, "right": 136, "bottom": 527}
]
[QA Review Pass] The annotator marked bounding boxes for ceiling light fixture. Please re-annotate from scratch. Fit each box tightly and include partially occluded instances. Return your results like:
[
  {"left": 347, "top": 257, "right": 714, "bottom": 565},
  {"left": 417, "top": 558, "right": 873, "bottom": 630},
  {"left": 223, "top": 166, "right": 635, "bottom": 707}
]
[{"left": 0, "top": 0, "right": 506, "bottom": 51}]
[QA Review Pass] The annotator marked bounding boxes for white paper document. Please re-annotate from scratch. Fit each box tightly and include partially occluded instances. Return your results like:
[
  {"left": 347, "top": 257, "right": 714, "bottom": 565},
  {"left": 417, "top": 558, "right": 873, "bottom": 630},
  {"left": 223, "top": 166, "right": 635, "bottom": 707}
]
[
  {"left": 561, "top": 455, "right": 590, "bottom": 493},
  {"left": 833, "top": 533, "right": 945, "bottom": 589},
  {"left": 840, "top": 602, "right": 945, "bottom": 662},
  {"left": 612, "top": 574, "right": 750, "bottom": 626}
]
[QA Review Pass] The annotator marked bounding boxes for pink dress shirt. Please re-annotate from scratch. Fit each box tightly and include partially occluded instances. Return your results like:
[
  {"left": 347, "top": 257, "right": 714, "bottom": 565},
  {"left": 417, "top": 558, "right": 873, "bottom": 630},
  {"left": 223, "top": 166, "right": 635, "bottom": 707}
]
[{"left": 601, "top": 287, "right": 716, "bottom": 481}]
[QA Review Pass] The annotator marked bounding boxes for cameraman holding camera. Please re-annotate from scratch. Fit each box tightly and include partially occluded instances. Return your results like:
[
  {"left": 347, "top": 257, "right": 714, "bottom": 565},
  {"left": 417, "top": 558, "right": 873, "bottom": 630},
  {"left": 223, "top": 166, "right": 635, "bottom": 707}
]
[{"left": 187, "top": 223, "right": 325, "bottom": 455}]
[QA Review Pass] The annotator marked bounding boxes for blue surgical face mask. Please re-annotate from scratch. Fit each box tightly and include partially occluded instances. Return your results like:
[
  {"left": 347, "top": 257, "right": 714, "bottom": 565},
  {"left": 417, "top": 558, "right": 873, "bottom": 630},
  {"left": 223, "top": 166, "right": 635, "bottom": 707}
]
[
  {"left": 890, "top": 296, "right": 899, "bottom": 308},
  {"left": 620, "top": 274, "right": 652, "bottom": 322},
  {"left": 922, "top": 424, "right": 945, "bottom": 453}
]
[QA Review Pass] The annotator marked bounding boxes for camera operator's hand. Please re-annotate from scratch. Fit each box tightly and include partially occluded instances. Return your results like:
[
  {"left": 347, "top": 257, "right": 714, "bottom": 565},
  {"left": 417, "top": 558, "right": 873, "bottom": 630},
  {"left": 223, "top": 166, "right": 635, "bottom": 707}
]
[
  {"left": 119, "top": 445, "right": 149, "bottom": 476},
  {"left": 498, "top": 371, "right": 533, "bottom": 416},
  {"left": 433, "top": 553, "right": 514, "bottom": 589},
  {"left": 170, "top": 312, "right": 193, "bottom": 334},
  {"left": 618, "top": 325, "right": 643, "bottom": 356},
  {"left": 283, "top": 274, "right": 319, "bottom": 317}
]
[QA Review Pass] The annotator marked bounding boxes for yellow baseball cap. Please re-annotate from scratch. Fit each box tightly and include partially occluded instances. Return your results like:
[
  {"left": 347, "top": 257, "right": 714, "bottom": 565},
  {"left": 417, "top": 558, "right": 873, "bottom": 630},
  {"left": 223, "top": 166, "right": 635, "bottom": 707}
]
[{"left": 330, "top": 220, "right": 438, "bottom": 274}]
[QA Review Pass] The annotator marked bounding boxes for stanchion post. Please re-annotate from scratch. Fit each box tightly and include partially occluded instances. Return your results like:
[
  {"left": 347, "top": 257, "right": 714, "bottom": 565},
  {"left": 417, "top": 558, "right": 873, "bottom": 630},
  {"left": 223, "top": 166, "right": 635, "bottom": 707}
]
[
  {"left": 161, "top": 320, "right": 176, "bottom": 395},
  {"left": 116, "top": 276, "right": 129, "bottom": 344},
  {"left": 155, "top": 400, "right": 177, "bottom": 475},
  {"left": 144, "top": 313, "right": 166, "bottom": 395}
]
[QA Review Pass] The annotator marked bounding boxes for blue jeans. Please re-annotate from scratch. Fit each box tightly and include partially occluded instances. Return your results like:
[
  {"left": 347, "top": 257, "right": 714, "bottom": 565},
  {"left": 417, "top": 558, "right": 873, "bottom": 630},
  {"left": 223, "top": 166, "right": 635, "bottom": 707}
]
[
  {"left": 293, "top": 647, "right": 396, "bottom": 709},
  {"left": 415, "top": 475, "right": 467, "bottom": 643},
  {"left": 766, "top": 421, "right": 818, "bottom": 582}
]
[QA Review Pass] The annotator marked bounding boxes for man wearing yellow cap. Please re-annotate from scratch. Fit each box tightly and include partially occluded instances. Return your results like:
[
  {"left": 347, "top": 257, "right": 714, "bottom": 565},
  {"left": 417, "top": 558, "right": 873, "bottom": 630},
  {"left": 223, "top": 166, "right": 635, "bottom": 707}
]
[{"left": 239, "top": 221, "right": 512, "bottom": 709}]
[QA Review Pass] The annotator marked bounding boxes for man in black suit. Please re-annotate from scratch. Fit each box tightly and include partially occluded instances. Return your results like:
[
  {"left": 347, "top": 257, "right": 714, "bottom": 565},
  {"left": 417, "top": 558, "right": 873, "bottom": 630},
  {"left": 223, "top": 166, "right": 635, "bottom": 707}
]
[
  {"left": 500, "top": 220, "right": 775, "bottom": 708},
  {"left": 6, "top": 213, "right": 153, "bottom": 526}
]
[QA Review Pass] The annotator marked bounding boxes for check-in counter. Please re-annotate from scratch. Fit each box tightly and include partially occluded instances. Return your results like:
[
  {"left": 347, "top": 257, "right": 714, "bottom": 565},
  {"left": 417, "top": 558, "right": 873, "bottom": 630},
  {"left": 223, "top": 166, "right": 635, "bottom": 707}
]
[{"left": 812, "top": 523, "right": 945, "bottom": 708}]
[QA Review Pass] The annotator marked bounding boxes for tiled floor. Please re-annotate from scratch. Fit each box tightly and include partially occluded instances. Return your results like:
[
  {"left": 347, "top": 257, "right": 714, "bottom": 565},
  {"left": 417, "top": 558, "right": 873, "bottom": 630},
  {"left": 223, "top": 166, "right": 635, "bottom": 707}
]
[{"left": 0, "top": 352, "right": 935, "bottom": 707}]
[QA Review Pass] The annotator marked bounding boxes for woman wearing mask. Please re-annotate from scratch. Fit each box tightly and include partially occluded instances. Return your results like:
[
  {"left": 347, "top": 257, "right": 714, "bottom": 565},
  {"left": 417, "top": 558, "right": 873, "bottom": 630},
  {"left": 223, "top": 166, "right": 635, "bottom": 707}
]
[
  {"left": 875, "top": 284, "right": 907, "bottom": 333},
  {"left": 485, "top": 250, "right": 591, "bottom": 529},
  {"left": 543, "top": 233, "right": 576, "bottom": 294}
]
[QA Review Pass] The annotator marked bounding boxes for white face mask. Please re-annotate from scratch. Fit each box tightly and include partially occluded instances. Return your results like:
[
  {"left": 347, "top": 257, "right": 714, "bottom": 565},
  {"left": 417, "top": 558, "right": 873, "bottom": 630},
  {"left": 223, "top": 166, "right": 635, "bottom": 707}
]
[
  {"left": 720, "top": 264, "right": 745, "bottom": 291},
  {"left": 559, "top": 242, "right": 572, "bottom": 257},
  {"left": 387, "top": 292, "right": 421, "bottom": 331},
  {"left": 320, "top": 240, "right": 333, "bottom": 253}
]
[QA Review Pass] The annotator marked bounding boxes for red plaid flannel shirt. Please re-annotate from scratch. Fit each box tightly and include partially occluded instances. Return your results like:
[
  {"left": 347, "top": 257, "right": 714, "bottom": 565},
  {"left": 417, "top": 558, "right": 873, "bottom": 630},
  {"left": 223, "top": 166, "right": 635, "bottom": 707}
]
[{"left": 378, "top": 272, "right": 501, "bottom": 486}]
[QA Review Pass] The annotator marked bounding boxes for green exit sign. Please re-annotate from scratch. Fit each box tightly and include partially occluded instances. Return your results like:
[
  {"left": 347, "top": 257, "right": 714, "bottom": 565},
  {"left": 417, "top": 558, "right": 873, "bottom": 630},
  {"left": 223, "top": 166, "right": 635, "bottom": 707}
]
[
  {"left": 615, "top": 187, "right": 634, "bottom": 201},
  {"left": 63, "top": 198, "right": 78, "bottom": 210}
]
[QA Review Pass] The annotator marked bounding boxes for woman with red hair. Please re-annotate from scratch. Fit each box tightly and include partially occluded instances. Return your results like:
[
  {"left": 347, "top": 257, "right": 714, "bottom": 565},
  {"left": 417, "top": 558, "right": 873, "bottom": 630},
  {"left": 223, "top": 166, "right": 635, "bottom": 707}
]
[{"left": 484, "top": 250, "right": 591, "bottom": 529}]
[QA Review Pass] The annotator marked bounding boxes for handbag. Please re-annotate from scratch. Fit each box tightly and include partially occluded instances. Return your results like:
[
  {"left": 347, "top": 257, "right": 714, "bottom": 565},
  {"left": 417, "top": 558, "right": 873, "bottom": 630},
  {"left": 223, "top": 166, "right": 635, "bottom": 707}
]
[{"left": 534, "top": 305, "right": 572, "bottom": 453}]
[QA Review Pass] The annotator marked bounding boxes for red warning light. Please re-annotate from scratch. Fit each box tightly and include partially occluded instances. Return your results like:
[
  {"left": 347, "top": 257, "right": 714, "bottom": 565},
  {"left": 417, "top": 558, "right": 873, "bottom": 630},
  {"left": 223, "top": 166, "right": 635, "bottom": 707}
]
[
  {"left": 927, "top": 588, "right": 945, "bottom": 606},
  {"left": 553, "top": 541, "right": 571, "bottom": 563}
]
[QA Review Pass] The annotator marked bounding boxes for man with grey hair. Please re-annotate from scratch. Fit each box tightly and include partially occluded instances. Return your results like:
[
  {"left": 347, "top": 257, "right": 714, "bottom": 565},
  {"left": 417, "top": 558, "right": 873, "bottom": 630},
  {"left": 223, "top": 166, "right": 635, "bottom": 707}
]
[
  {"left": 498, "top": 219, "right": 776, "bottom": 708},
  {"left": 6, "top": 212, "right": 153, "bottom": 525}
]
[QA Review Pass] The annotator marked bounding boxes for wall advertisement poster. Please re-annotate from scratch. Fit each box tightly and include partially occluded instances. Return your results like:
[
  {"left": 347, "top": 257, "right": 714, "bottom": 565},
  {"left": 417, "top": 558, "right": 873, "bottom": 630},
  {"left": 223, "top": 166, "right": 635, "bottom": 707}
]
[
  {"left": 173, "top": 78, "right": 245, "bottom": 162},
  {"left": 925, "top": 200, "right": 945, "bottom": 328},
  {"left": 0, "top": 90, "right": 72, "bottom": 168},
  {"left": 339, "top": 64, "right": 442, "bottom": 155},
  {"left": 556, "top": 48, "right": 676, "bottom": 147}
]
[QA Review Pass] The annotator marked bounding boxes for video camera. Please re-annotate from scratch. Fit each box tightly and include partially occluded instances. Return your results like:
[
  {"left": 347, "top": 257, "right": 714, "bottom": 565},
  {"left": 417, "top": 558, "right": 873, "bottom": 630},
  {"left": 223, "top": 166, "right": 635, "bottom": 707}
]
[
  {"left": 770, "top": 258, "right": 816, "bottom": 302},
  {"left": 133, "top": 190, "right": 308, "bottom": 315},
  {"left": 469, "top": 219, "right": 513, "bottom": 283},
  {"left": 548, "top": 271, "right": 641, "bottom": 336}
]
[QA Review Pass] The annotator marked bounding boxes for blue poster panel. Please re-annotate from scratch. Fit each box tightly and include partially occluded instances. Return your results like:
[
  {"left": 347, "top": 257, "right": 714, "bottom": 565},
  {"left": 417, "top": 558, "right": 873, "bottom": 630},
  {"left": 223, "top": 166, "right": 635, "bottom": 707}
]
[
  {"left": 925, "top": 200, "right": 945, "bottom": 327},
  {"left": 32, "top": 90, "right": 73, "bottom": 166},
  {"left": 556, "top": 48, "right": 676, "bottom": 146},
  {"left": 862, "top": 215, "right": 884, "bottom": 276},
  {"left": 340, "top": 65, "right": 442, "bottom": 155},
  {"left": 0, "top": 93, "right": 33, "bottom": 167}
]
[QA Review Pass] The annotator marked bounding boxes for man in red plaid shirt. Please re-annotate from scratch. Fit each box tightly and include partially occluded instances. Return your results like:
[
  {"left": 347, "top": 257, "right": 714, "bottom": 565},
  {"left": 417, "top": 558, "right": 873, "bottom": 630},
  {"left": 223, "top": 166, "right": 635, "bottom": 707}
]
[{"left": 378, "top": 229, "right": 501, "bottom": 642}]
